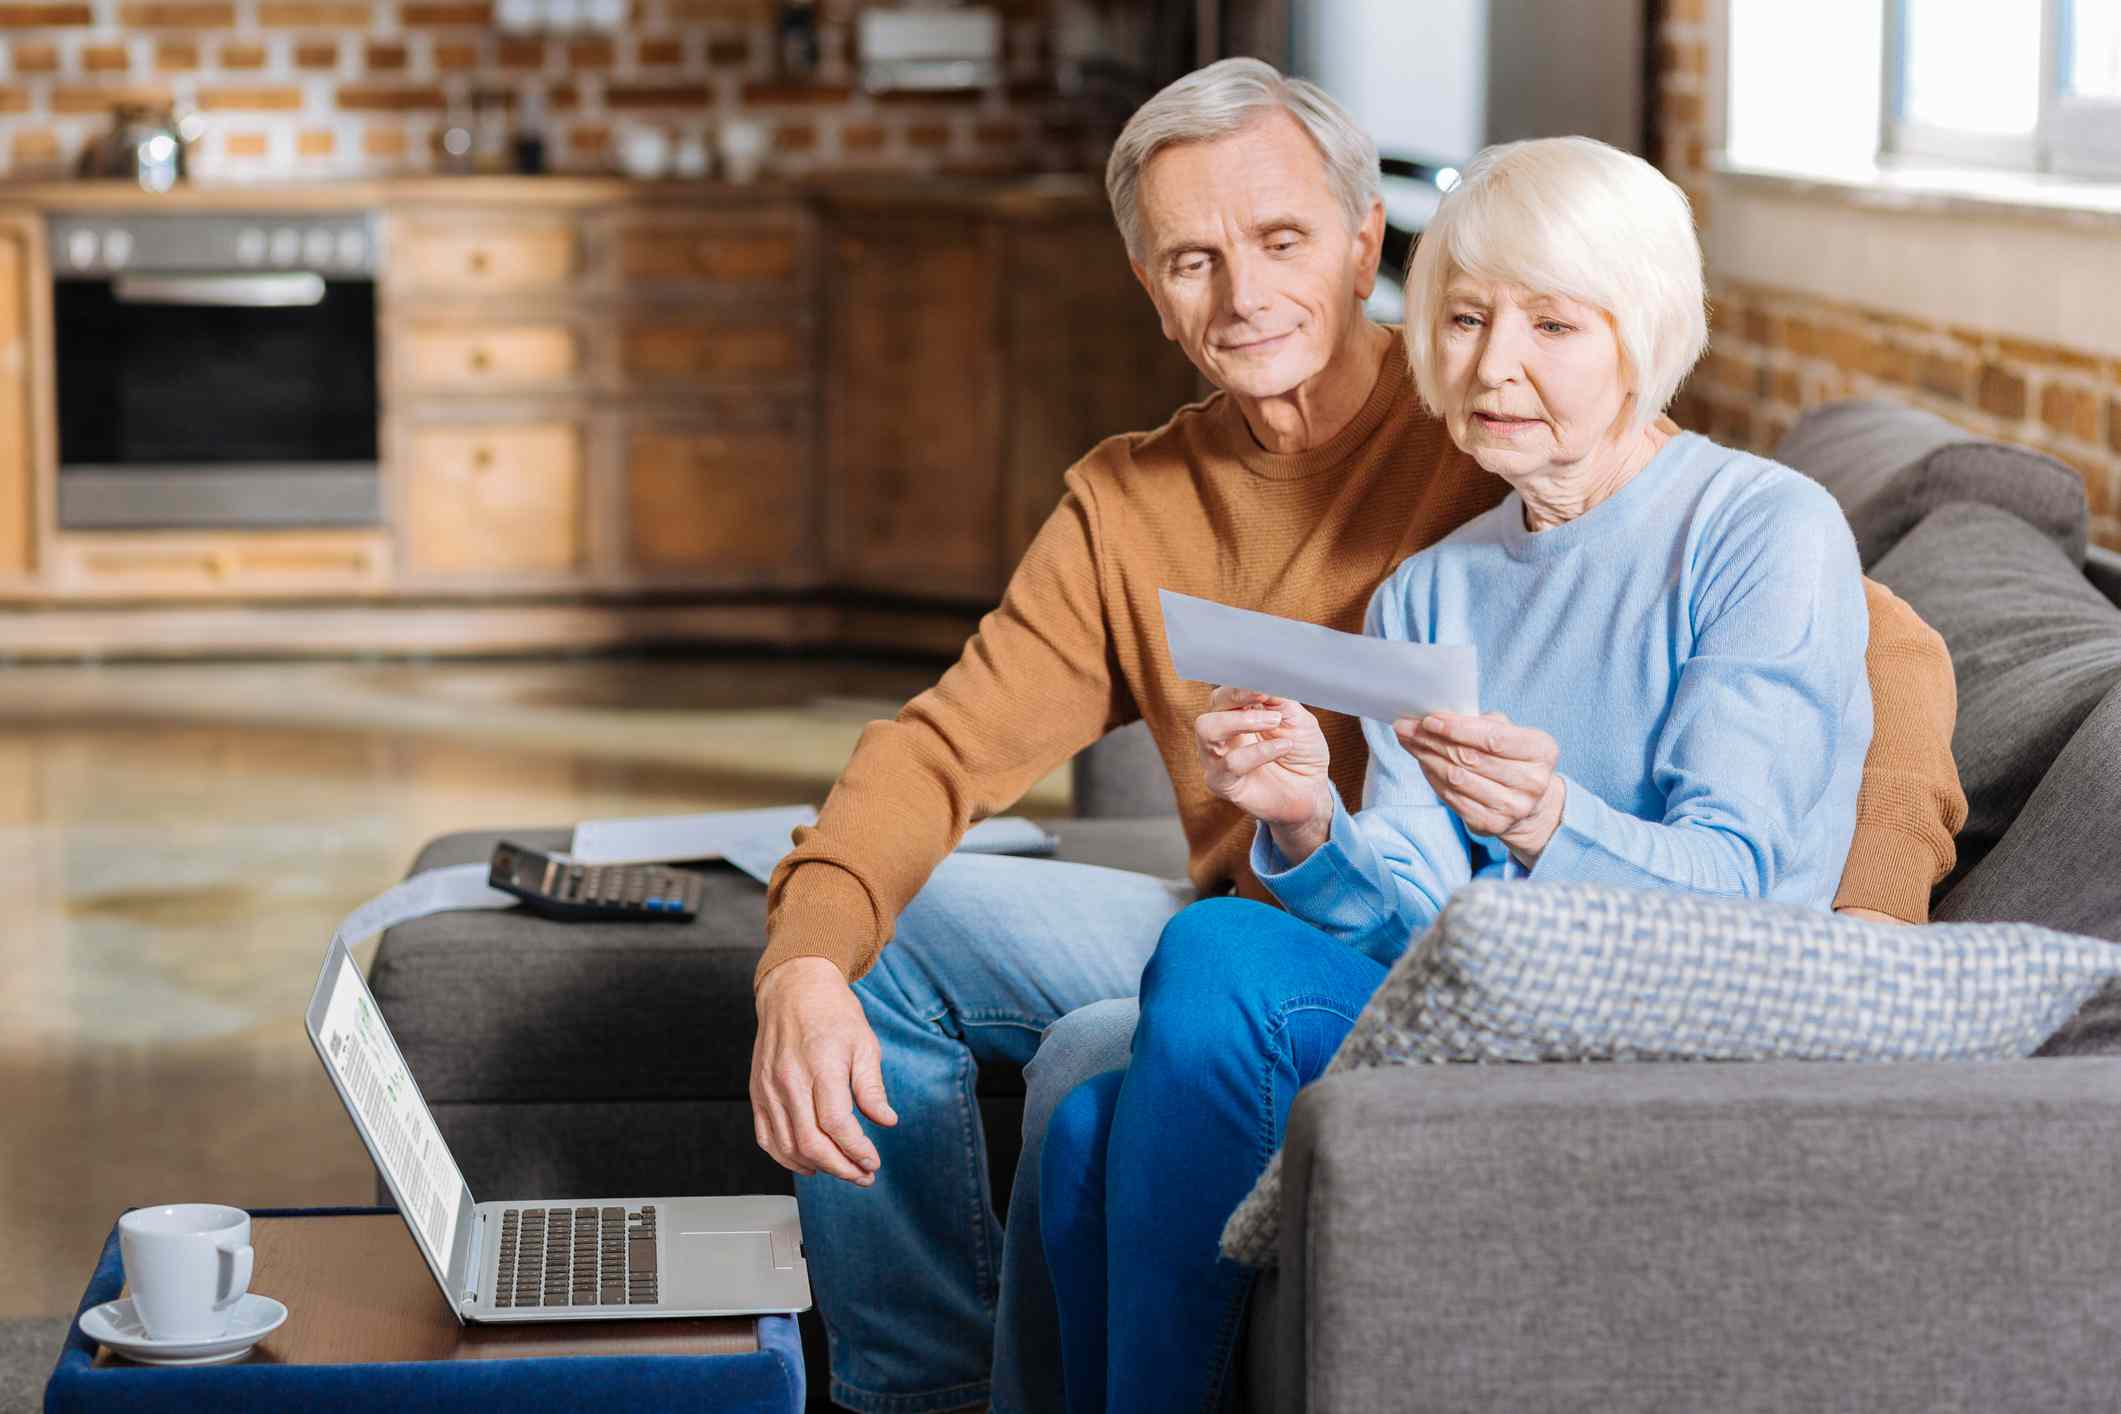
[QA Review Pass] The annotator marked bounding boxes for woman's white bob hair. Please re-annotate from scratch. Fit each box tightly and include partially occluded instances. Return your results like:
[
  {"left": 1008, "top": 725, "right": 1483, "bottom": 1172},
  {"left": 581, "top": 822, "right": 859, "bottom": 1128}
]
[
  {"left": 1105, "top": 57, "right": 1381, "bottom": 264},
  {"left": 1403, "top": 136, "right": 1708, "bottom": 432}
]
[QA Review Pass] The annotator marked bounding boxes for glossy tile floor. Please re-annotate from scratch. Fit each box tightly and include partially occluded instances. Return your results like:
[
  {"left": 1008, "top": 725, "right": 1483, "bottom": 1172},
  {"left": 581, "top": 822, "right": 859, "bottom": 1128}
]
[{"left": 1, "top": 655, "right": 1066, "bottom": 1319}]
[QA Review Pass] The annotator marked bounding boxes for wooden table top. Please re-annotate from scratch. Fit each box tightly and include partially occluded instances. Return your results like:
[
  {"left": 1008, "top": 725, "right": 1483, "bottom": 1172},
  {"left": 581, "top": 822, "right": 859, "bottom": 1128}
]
[{"left": 95, "top": 1213, "right": 758, "bottom": 1367}]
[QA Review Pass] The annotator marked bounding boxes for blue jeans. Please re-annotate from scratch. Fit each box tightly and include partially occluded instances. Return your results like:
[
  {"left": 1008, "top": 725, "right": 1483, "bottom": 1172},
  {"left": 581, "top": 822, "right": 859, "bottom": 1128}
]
[
  {"left": 1039, "top": 897, "right": 1388, "bottom": 1414},
  {"left": 792, "top": 851, "right": 1193, "bottom": 1414}
]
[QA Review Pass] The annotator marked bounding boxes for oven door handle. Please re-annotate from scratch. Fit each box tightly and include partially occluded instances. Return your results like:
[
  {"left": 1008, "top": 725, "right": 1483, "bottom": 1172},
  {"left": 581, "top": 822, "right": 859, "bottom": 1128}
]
[{"left": 112, "top": 273, "right": 328, "bottom": 308}]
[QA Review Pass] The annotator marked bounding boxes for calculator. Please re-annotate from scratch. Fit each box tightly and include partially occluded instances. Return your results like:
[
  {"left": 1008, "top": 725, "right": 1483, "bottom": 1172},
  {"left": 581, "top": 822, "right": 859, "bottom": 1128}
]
[{"left": 488, "top": 841, "right": 705, "bottom": 923}]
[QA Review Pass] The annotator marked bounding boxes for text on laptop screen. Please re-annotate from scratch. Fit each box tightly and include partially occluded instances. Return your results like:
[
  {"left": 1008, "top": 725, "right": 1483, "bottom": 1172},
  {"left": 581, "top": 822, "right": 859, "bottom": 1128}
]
[{"left": 318, "top": 952, "right": 465, "bottom": 1273}]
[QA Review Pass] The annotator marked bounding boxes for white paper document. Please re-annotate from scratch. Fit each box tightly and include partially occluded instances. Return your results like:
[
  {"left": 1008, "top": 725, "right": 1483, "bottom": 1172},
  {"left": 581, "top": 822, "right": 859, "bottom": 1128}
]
[
  {"left": 571, "top": 805, "right": 821, "bottom": 866},
  {"left": 716, "top": 814, "right": 1059, "bottom": 885},
  {"left": 1159, "top": 588, "right": 1478, "bottom": 723},
  {"left": 332, "top": 862, "right": 515, "bottom": 943}
]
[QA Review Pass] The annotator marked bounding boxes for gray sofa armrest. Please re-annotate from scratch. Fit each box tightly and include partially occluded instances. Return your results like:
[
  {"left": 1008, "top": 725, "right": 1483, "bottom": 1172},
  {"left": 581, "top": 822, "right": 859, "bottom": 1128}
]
[{"left": 1272, "top": 1059, "right": 2121, "bottom": 1414}]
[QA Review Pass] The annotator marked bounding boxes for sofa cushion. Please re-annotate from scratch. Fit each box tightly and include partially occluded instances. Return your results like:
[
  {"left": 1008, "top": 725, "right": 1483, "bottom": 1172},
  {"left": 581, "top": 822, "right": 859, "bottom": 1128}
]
[
  {"left": 1772, "top": 399, "right": 2087, "bottom": 568},
  {"left": 1869, "top": 502, "right": 2121, "bottom": 893},
  {"left": 369, "top": 818, "right": 1192, "bottom": 1108},
  {"left": 1219, "top": 879, "right": 2119, "bottom": 1266},
  {"left": 1931, "top": 681, "right": 2121, "bottom": 1057}
]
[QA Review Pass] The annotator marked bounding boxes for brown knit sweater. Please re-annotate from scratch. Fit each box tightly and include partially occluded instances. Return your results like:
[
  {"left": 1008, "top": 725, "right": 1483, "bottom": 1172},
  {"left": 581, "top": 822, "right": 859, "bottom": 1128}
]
[{"left": 761, "top": 338, "right": 1968, "bottom": 984}]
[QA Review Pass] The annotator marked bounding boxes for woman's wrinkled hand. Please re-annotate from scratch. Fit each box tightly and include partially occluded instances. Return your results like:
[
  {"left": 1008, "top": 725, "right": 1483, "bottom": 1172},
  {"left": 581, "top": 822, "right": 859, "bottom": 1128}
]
[
  {"left": 1399, "top": 710, "right": 1565, "bottom": 866},
  {"left": 1196, "top": 686, "right": 1334, "bottom": 860}
]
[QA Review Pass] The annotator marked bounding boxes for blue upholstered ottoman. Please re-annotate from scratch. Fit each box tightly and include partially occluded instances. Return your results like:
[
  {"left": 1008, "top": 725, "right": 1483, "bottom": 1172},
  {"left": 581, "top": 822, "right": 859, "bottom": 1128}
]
[{"left": 45, "top": 1207, "right": 804, "bottom": 1413}]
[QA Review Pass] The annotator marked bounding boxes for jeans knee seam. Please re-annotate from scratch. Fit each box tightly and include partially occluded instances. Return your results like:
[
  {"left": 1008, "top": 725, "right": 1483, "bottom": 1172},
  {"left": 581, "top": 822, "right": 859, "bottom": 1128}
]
[{"left": 957, "top": 1039, "right": 999, "bottom": 1309}]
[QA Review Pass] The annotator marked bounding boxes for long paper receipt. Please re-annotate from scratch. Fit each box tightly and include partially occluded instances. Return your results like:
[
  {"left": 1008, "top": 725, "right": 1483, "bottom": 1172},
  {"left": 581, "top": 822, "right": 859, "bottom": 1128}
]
[{"left": 1160, "top": 589, "right": 1478, "bottom": 722}]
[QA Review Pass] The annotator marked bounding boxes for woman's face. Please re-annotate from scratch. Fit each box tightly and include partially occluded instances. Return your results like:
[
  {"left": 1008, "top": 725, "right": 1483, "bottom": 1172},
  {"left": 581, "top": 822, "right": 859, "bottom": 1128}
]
[{"left": 1433, "top": 273, "right": 1633, "bottom": 483}]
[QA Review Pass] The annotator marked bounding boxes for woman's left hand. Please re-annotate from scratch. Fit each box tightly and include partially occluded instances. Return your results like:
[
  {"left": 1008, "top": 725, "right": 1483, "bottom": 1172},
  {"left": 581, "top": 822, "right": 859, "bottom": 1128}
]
[{"left": 1398, "top": 711, "right": 1566, "bottom": 867}]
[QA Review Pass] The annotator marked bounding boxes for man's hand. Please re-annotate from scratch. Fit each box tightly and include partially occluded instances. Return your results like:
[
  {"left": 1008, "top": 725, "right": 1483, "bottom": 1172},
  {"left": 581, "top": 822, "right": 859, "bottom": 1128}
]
[
  {"left": 1196, "top": 686, "right": 1335, "bottom": 861},
  {"left": 751, "top": 956, "right": 898, "bottom": 1186},
  {"left": 1399, "top": 710, "right": 1565, "bottom": 867}
]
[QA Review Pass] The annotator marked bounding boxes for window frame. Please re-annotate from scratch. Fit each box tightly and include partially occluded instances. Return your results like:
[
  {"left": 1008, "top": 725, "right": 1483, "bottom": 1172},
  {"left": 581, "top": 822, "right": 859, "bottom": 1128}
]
[{"left": 1882, "top": 0, "right": 2121, "bottom": 178}]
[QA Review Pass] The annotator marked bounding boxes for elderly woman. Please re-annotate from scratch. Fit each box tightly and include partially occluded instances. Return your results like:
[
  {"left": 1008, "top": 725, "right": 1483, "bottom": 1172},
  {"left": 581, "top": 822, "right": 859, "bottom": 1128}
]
[{"left": 1038, "top": 136, "right": 1872, "bottom": 1413}]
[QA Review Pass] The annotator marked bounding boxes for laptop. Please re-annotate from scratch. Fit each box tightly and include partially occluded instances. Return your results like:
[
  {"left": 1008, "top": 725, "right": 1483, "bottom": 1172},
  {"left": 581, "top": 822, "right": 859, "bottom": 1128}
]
[{"left": 304, "top": 936, "right": 811, "bottom": 1323}]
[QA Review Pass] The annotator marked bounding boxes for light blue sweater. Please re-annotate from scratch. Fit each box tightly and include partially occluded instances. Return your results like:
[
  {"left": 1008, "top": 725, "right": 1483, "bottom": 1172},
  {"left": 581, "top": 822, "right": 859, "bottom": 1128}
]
[{"left": 1253, "top": 431, "right": 1873, "bottom": 966}]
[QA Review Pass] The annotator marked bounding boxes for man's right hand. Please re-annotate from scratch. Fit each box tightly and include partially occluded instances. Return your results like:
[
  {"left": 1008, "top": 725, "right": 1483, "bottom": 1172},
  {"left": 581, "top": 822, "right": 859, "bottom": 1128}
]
[{"left": 751, "top": 956, "right": 898, "bottom": 1186}]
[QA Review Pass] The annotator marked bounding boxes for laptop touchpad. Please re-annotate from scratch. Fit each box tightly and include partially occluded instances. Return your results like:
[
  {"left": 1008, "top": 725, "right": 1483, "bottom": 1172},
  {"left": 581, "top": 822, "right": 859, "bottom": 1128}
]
[{"left": 668, "top": 1230, "right": 775, "bottom": 1302}]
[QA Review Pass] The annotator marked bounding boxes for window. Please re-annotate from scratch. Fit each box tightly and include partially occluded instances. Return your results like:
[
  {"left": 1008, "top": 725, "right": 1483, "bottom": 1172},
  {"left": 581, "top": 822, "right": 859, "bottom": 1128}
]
[{"left": 1886, "top": 0, "right": 2121, "bottom": 176}]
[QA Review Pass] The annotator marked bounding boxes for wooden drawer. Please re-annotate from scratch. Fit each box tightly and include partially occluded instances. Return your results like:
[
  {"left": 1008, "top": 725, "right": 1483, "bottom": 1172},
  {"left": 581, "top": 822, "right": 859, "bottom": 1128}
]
[
  {"left": 615, "top": 224, "right": 804, "bottom": 289},
  {"left": 398, "top": 325, "right": 581, "bottom": 390},
  {"left": 391, "top": 224, "right": 576, "bottom": 294},
  {"left": 401, "top": 423, "right": 584, "bottom": 576},
  {"left": 618, "top": 322, "right": 804, "bottom": 386},
  {"left": 51, "top": 531, "right": 390, "bottom": 597},
  {"left": 623, "top": 423, "right": 809, "bottom": 577}
]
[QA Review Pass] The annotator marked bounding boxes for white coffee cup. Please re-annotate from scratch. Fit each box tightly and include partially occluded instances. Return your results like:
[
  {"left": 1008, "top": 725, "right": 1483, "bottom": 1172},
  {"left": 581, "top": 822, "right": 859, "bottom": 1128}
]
[
  {"left": 617, "top": 124, "right": 671, "bottom": 180},
  {"left": 716, "top": 119, "right": 769, "bottom": 184},
  {"left": 118, "top": 1204, "right": 253, "bottom": 1341}
]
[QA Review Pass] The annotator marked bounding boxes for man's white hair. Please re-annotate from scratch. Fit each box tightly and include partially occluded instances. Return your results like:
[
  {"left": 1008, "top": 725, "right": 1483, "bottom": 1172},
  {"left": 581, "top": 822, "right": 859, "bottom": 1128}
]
[
  {"left": 1403, "top": 136, "right": 1708, "bottom": 431},
  {"left": 1105, "top": 57, "right": 1382, "bottom": 263}
]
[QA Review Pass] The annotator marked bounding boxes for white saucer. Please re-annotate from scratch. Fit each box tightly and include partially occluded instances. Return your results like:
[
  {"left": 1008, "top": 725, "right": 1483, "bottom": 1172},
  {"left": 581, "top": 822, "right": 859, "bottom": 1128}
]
[{"left": 79, "top": 1293, "right": 287, "bottom": 1366}]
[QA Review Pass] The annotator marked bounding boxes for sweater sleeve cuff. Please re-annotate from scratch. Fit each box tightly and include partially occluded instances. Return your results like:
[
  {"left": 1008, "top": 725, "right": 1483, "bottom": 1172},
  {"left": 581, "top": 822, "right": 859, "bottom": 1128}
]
[
  {"left": 1525, "top": 775, "right": 1601, "bottom": 881},
  {"left": 1251, "top": 791, "right": 1394, "bottom": 933},
  {"left": 757, "top": 859, "right": 885, "bottom": 989},
  {"left": 1831, "top": 815, "right": 1944, "bottom": 923}
]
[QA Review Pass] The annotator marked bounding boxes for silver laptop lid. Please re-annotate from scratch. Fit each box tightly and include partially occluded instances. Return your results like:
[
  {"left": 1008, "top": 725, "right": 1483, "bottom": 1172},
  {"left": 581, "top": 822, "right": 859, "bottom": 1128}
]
[{"left": 304, "top": 936, "right": 480, "bottom": 1314}]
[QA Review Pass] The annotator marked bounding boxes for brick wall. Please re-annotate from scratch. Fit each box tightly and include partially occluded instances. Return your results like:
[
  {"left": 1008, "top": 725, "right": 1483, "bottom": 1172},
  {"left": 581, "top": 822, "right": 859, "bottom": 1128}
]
[
  {"left": 1651, "top": 0, "right": 2121, "bottom": 552},
  {"left": 0, "top": 0, "right": 1102, "bottom": 179}
]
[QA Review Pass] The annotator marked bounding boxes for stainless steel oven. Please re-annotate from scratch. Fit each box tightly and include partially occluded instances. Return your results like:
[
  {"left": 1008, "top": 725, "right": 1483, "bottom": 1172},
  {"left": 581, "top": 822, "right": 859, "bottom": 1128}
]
[{"left": 50, "top": 211, "right": 381, "bottom": 530}]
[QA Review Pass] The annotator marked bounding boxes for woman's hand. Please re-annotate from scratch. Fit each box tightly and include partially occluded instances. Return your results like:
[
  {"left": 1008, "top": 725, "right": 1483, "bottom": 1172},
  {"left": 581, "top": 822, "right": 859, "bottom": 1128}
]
[
  {"left": 1399, "top": 711, "right": 1565, "bottom": 867},
  {"left": 1196, "top": 687, "right": 1334, "bottom": 861}
]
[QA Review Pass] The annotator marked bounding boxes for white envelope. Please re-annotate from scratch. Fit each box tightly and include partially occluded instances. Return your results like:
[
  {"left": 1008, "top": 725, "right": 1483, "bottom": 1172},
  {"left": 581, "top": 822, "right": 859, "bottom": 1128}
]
[{"left": 1159, "top": 588, "right": 1478, "bottom": 723}]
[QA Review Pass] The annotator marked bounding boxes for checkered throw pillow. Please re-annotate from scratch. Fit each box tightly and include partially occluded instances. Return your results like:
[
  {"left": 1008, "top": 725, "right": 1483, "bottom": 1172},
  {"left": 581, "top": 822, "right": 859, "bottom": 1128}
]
[{"left": 1220, "top": 880, "right": 2119, "bottom": 1268}]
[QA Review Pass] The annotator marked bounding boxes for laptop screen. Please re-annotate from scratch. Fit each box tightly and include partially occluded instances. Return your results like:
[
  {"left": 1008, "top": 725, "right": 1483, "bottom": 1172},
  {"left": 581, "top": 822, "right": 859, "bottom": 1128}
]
[{"left": 314, "top": 950, "right": 467, "bottom": 1276}]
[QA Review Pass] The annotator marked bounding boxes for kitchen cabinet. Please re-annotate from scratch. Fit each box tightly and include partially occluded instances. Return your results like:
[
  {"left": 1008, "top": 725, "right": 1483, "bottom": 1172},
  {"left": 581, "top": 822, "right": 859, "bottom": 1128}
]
[
  {"left": 616, "top": 321, "right": 804, "bottom": 389},
  {"left": 999, "top": 214, "right": 1200, "bottom": 569},
  {"left": 826, "top": 220, "right": 1003, "bottom": 600},
  {"left": 606, "top": 213, "right": 808, "bottom": 292},
  {"left": 4, "top": 177, "right": 1194, "bottom": 656},
  {"left": 0, "top": 213, "right": 42, "bottom": 583},
  {"left": 622, "top": 409, "right": 813, "bottom": 582},
  {"left": 391, "top": 221, "right": 577, "bottom": 296},
  {"left": 399, "top": 422, "right": 586, "bottom": 579},
  {"left": 398, "top": 324, "right": 583, "bottom": 392},
  {"left": 824, "top": 200, "right": 1197, "bottom": 602},
  {"left": 48, "top": 530, "right": 390, "bottom": 598}
]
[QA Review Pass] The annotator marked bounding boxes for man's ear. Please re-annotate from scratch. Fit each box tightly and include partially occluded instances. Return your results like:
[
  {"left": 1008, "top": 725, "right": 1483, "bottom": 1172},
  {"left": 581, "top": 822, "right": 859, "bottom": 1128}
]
[
  {"left": 1352, "top": 199, "right": 1386, "bottom": 302},
  {"left": 1130, "top": 258, "right": 1177, "bottom": 342}
]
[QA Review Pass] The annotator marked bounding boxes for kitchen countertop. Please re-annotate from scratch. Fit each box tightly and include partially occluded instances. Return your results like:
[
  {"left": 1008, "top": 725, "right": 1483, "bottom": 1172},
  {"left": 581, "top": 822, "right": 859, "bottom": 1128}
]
[{"left": 0, "top": 171, "right": 1109, "bottom": 215}]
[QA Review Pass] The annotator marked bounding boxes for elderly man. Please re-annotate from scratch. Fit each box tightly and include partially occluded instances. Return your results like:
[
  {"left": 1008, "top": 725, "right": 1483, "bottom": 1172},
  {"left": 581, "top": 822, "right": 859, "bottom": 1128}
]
[{"left": 752, "top": 58, "right": 1965, "bottom": 1414}]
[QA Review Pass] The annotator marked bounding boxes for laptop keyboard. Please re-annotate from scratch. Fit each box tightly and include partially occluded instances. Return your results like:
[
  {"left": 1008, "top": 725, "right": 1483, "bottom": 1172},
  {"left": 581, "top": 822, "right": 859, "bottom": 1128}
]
[{"left": 491, "top": 1204, "right": 659, "bottom": 1308}]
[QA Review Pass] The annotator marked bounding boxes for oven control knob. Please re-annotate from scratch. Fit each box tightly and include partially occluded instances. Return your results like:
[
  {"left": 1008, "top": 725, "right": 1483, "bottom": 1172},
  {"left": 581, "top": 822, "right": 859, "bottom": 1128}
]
[
  {"left": 303, "top": 228, "right": 333, "bottom": 269},
  {"left": 269, "top": 227, "right": 300, "bottom": 266},
  {"left": 102, "top": 229, "right": 132, "bottom": 269},
  {"left": 66, "top": 228, "right": 97, "bottom": 270},
  {"left": 236, "top": 227, "right": 267, "bottom": 265},
  {"left": 336, "top": 229, "right": 366, "bottom": 269}
]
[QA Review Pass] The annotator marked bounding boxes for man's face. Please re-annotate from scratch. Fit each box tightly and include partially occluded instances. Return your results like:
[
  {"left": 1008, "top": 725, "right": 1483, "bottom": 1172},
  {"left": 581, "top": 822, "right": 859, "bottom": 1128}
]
[{"left": 1131, "top": 110, "right": 1383, "bottom": 400}]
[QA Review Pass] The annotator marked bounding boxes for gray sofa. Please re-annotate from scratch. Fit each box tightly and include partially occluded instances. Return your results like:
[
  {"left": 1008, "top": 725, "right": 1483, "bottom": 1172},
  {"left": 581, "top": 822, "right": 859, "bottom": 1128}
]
[{"left": 372, "top": 398, "right": 2121, "bottom": 1411}]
